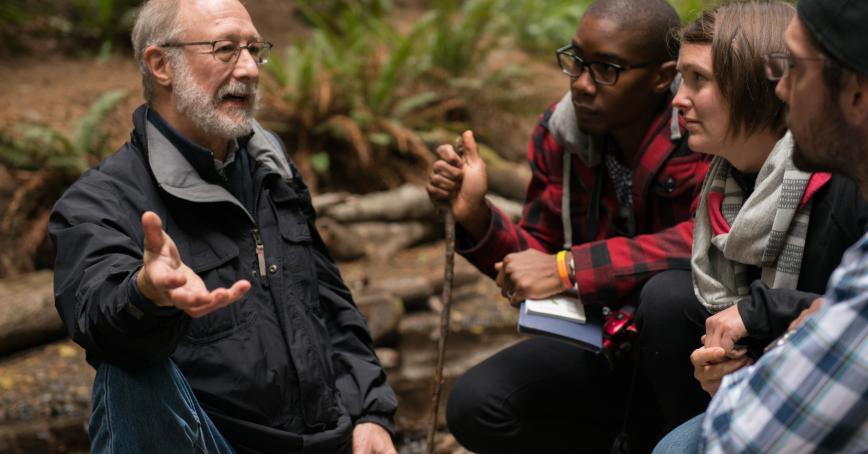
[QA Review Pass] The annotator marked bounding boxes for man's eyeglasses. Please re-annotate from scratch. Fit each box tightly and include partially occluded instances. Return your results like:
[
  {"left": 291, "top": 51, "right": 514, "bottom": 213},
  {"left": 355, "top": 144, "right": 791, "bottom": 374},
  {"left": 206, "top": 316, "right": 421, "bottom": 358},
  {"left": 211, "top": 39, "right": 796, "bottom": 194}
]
[
  {"left": 763, "top": 51, "right": 827, "bottom": 81},
  {"left": 161, "top": 40, "right": 273, "bottom": 65},
  {"left": 556, "top": 44, "right": 657, "bottom": 85}
]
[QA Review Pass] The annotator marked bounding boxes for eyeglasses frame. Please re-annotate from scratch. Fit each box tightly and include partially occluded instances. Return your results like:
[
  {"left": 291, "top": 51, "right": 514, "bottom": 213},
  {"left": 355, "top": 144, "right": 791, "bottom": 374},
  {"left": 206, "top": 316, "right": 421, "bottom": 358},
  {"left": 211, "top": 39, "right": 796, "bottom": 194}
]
[
  {"left": 763, "top": 51, "right": 828, "bottom": 82},
  {"left": 160, "top": 40, "right": 274, "bottom": 65},
  {"left": 556, "top": 44, "right": 658, "bottom": 86}
]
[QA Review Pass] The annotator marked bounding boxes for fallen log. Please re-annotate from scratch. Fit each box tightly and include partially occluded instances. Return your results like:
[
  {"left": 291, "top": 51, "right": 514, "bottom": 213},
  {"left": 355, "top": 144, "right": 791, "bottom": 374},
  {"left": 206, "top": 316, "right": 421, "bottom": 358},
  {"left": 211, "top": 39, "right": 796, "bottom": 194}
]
[
  {"left": 316, "top": 219, "right": 440, "bottom": 262},
  {"left": 0, "top": 270, "right": 64, "bottom": 357},
  {"left": 318, "top": 183, "right": 437, "bottom": 223},
  {"left": 367, "top": 269, "right": 480, "bottom": 311},
  {"left": 487, "top": 160, "right": 531, "bottom": 202}
]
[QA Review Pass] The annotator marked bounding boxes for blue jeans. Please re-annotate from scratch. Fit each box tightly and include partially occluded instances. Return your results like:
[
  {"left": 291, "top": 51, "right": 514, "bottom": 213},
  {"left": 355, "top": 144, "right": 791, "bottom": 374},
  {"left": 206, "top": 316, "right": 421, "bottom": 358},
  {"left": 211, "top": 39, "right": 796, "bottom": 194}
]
[
  {"left": 652, "top": 412, "right": 704, "bottom": 454},
  {"left": 89, "top": 358, "right": 235, "bottom": 454}
]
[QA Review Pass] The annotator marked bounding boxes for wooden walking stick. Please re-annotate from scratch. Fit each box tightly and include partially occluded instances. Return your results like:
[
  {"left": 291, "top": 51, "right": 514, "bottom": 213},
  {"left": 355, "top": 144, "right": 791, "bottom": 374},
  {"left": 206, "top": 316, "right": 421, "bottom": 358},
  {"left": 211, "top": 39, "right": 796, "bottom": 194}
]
[{"left": 425, "top": 135, "right": 465, "bottom": 454}]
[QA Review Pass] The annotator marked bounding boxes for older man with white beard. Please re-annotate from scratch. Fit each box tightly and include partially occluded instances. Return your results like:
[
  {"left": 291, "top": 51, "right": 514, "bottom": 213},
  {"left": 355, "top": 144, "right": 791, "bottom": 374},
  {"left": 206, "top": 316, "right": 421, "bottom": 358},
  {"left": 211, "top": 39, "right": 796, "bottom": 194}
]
[{"left": 48, "top": 0, "right": 397, "bottom": 453}]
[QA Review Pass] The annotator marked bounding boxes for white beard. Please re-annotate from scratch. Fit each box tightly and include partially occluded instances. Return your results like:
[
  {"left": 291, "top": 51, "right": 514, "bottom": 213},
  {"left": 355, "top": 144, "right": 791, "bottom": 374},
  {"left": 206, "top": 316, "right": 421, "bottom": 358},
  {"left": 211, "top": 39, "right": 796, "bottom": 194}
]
[{"left": 171, "top": 55, "right": 259, "bottom": 140}]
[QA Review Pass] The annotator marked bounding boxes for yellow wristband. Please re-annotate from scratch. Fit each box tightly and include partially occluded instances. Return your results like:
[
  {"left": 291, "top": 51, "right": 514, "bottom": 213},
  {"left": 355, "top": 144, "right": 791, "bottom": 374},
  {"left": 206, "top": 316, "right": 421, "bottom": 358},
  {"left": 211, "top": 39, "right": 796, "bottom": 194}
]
[{"left": 556, "top": 250, "right": 573, "bottom": 290}]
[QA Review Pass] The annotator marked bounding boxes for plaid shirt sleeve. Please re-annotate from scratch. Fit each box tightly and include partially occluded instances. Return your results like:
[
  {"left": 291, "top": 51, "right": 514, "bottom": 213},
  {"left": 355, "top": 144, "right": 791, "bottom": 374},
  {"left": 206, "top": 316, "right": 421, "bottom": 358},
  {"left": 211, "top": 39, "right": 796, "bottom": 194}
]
[
  {"left": 570, "top": 220, "right": 694, "bottom": 305},
  {"left": 457, "top": 108, "right": 698, "bottom": 306},
  {"left": 701, "top": 233, "right": 868, "bottom": 454}
]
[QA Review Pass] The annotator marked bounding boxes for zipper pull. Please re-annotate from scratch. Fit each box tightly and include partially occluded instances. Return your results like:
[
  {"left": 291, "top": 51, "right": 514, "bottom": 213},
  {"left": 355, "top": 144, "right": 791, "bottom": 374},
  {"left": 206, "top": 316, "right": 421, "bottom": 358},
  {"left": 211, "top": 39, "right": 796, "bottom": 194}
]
[{"left": 251, "top": 228, "right": 268, "bottom": 284}]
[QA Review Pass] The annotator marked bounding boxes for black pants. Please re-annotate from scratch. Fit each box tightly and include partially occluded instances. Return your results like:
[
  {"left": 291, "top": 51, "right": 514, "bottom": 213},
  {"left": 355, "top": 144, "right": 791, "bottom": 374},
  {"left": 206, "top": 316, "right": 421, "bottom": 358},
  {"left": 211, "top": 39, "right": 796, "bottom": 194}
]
[
  {"left": 635, "top": 269, "right": 711, "bottom": 433},
  {"left": 445, "top": 337, "right": 662, "bottom": 454}
]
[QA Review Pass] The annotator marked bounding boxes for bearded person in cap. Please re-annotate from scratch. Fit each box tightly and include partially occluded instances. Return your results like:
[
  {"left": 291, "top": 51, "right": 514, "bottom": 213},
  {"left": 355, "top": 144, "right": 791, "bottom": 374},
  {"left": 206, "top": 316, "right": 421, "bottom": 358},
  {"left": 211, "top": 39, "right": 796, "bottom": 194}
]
[{"left": 653, "top": 0, "right": 868, "bottom": 452}]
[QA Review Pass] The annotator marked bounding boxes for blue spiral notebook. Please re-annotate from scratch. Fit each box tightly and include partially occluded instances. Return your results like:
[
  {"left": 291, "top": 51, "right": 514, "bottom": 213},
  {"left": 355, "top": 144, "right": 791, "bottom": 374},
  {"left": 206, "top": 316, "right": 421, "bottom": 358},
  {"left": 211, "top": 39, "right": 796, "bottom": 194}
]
[{"left": 517, "top": 297, "right": 603, "bottom": 353}]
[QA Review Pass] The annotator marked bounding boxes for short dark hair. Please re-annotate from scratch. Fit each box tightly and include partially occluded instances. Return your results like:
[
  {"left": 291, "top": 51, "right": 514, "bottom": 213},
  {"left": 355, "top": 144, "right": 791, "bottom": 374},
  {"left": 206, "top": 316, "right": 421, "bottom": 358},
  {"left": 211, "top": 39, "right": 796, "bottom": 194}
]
[
  {"left": 681, "top": 1, "right": 794, "bottom": 138},
  {"left": 584, "top": 0, "right": 682, "bottom": 62}
]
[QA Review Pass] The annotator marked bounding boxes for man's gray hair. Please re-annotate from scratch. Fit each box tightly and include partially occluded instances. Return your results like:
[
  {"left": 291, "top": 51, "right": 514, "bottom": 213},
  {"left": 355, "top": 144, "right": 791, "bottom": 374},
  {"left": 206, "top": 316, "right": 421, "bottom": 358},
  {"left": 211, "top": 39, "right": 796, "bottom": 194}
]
[{"left": 131, "top": 0, "right": 184, "bottom": 102}]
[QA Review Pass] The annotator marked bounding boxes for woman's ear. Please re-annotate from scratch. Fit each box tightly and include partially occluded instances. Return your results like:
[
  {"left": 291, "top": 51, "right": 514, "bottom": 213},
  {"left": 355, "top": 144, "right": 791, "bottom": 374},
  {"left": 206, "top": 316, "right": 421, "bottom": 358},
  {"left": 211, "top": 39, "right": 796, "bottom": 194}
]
[
  {"left": 653, "top": 60, "right": 678, "bottom": 94},
  {"left": 143, "top": 46, "right": 172, "bottom": 89}
]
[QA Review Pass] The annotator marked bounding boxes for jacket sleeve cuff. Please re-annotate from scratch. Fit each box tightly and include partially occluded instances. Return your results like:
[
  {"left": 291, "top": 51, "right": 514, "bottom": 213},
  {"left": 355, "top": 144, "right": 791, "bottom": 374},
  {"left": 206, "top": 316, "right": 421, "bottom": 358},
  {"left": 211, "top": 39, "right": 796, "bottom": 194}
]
[
  {"left": 455, "top": 201, "right": 497, "bottom": 255},
  {"left": 126, "top": 269, "right": 182, "bottom": 320}
]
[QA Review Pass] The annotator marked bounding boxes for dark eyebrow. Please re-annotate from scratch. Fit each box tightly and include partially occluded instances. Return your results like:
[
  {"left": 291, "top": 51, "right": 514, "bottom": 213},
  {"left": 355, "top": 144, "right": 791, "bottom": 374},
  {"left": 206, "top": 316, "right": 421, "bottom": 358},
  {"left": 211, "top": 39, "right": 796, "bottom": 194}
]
[{"left": 593, "top": 51, "right": 628, "bottom": 65}]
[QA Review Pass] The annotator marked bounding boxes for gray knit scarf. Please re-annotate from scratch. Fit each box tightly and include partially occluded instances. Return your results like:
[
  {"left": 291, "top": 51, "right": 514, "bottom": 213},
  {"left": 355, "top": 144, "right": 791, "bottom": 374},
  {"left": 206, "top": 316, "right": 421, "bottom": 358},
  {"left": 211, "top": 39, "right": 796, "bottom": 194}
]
[{"left": 692, "top": 132, "right": 813, "bottom": 313}]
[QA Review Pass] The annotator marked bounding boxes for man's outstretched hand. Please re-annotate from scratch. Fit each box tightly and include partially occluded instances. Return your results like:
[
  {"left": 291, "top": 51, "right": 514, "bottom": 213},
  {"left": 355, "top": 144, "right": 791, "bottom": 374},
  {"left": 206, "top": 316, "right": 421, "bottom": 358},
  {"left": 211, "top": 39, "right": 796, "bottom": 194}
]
[{"left": 135, "top": 211, "right": 250, "bottom": 317}]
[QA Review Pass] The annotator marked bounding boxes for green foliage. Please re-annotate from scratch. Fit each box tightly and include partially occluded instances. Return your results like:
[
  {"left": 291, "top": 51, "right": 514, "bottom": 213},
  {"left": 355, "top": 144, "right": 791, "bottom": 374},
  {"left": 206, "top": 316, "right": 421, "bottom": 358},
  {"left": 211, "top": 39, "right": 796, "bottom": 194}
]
[
  {"left": 670, "top": 0, "right": 718, "bottom": 22},
  {"left": 71, "top": 0, "right": 140, "bottom": 56},
  {"left": 300, "top": 0, "right": 394, "bottom": 30},
  {"left": 0, "top": 89, "right": 128, "bottom": 176},
  {"left": 422, "top": 0, "right": 502, "bottom": 76},
  {"left": 0, "top": 0, "right": 139, "bottom": 56},
  {"left": 496, "top": 0, "right": 590, "bottom": 54},
  {"left": 265, "top": 0, "right": 521, "bottom": 191}
]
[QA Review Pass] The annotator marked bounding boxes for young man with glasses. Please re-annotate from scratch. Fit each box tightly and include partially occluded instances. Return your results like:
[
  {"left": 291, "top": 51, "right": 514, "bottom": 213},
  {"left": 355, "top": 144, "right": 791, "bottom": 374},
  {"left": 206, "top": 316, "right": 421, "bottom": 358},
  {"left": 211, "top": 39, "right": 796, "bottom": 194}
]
[
  {"left": 426, "top": 0, "right": 709, "bottom": 452},
  {"left": 654, "top": 0, "right": 868, "bottom": 452},
  {"left": 49, "top": 0, "right": 397, "bottom": 453}
]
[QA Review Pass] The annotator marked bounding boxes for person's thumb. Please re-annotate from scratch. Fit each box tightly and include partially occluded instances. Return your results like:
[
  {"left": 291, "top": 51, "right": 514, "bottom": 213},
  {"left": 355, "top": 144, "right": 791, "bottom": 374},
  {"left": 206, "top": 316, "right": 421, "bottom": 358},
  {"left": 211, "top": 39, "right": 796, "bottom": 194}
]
[
  {"left": 462, "top": 130, "right": 481, "bottom": 164},
  {"left": 141, "top": 211, "right": 165, "bottom": 254}
]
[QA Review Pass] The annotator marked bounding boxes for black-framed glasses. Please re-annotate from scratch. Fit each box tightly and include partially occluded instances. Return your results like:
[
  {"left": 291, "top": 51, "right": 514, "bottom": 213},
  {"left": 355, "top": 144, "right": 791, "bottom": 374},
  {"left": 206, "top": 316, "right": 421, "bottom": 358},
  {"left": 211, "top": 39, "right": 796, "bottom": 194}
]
[
  {"left": 556, "top": 44, "right": 657, "bottom": 85},
  {"left": 161, "top": 40, "right": 273, "bottom": 65},
  {"left": 763, "top": 51, "right": 827, "bottom": 81}
]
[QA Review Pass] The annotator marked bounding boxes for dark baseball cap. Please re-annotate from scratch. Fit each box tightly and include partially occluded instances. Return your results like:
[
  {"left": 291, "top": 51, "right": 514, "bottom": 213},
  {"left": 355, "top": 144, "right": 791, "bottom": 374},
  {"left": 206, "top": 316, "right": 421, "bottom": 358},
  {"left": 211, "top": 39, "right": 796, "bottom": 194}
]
[{"left": 798, "top": 0, "right": 868, "bottom": 75}]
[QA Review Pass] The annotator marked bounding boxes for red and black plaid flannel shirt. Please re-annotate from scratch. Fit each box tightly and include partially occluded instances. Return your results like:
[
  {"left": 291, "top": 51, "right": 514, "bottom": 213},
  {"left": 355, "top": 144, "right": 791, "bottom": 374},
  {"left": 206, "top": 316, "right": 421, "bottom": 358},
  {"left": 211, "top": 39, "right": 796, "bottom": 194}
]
[{"left": 458, "top": 103, "right": 710, "bottom": 307}]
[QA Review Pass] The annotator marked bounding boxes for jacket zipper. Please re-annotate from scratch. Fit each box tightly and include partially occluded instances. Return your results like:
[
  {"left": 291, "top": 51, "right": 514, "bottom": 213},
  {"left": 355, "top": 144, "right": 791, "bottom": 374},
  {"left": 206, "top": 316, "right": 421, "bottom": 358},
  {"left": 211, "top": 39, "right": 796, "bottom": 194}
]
[{"left": 251, "top": 228, "right": 268, "bottom": 286}]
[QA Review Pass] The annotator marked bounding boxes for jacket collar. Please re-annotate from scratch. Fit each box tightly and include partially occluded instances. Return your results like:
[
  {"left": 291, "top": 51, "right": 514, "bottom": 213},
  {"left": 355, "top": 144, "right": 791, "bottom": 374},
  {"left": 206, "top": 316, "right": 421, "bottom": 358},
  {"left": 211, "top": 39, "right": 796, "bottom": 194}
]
[
  {"left": 132, "top": 104, "right": 295, "bottom": 221},
  {"left": 547, "top": 91, "right": 683, "bottom": 168}
]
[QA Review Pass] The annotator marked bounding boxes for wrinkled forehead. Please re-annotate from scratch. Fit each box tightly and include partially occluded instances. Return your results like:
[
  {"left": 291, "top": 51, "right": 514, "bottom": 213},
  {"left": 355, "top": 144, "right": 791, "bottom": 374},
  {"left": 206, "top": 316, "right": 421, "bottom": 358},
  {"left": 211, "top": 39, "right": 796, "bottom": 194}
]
[{"left": 176, "top": 0, "right": 260, "bottom": 40}]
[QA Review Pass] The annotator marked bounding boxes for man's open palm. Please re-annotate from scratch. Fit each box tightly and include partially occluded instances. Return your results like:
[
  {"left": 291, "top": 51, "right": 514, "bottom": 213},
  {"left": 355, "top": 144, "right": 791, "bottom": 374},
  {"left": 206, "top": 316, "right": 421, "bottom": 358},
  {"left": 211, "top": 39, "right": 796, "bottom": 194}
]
[{"left": 136, "top": 211, "right": 250, "bottom": 317}]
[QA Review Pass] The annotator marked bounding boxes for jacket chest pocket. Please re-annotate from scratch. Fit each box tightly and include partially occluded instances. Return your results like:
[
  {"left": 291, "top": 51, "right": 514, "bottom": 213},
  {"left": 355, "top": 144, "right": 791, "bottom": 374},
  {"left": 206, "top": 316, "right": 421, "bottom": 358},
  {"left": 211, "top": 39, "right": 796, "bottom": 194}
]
[
  {"left": 182, "top": 232, "right": 255, "bottom": 344},
  {"left": 267, "top": 187, "right": 327, "bottom": 317}
]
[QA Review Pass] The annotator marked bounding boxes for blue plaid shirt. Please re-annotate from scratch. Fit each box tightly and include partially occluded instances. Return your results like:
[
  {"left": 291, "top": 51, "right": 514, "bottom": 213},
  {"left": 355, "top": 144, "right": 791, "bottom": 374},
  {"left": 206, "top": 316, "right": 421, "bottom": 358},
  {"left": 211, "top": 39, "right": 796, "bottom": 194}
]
[{"left": 702, "top": 232, "right": 868, "bottom": 453}]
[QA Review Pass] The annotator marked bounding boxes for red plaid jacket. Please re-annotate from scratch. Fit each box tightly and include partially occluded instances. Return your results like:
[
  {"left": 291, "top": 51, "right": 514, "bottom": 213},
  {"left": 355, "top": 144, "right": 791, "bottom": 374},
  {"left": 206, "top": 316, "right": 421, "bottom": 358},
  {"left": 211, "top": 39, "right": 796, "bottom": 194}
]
[{"left": 458, "top": 103, "right": 710, "bottom": 306}]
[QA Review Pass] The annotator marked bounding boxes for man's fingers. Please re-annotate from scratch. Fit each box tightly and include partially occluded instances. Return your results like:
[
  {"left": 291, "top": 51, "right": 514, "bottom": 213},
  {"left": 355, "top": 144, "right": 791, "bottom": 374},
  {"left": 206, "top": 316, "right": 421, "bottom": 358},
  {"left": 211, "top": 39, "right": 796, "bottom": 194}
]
[
  {"left": 691, "top": 346, "right": 727, "bottom": 366},
  {"left": 435, "top": 144, "right": 463, "bottom": 167},
  {"left": 701, "top": 358, "right": 751, "bottom": 380},
  {"left": 429, "top": 174, "right": 459, "bottom": 194},
  {"left": 726, "top": 347, "right": 749, "bottom": 360},
  {"left": 226, "top": 280, "right": 251, "bottom": 301},
  {"left": 181, "top": 281, "right": 251, "bottom": 318},
  {"left": 141, "top": 211, "right": 165, "bottom": 254},
  {"left": 432, "top": 159, "right": 464, "bottom": 181}
]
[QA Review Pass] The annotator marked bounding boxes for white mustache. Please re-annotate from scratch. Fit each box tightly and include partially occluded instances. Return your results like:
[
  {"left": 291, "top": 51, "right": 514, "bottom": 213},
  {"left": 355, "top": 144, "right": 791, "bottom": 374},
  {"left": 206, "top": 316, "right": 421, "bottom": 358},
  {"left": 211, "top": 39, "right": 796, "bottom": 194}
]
[{"left": 217, "top": 82, "right": 257, "bottom": 100}]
